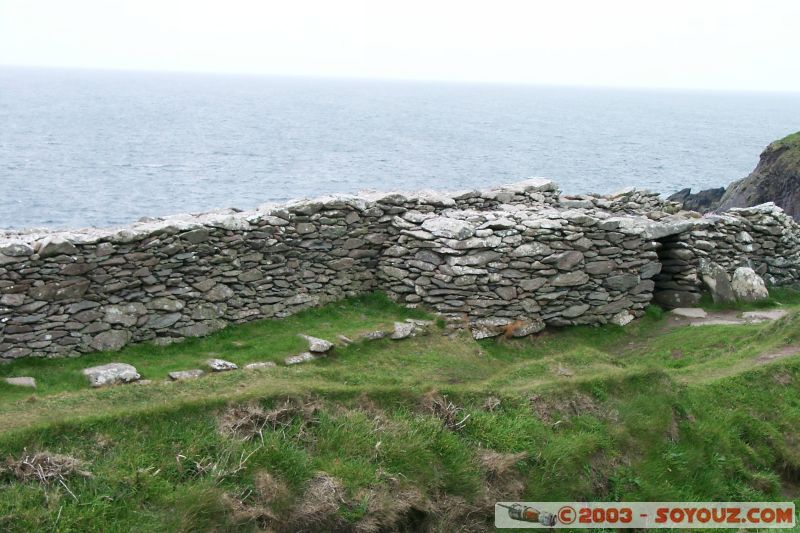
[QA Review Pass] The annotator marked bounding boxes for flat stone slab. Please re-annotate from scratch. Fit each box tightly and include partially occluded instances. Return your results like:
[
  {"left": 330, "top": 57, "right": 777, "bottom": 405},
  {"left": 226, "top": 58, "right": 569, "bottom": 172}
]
[
  {"left": 82, "top": 363, "right": 141, "bottom": 387},
  {"left": 299, "top": 334, "right": 333, "bottom": 353},
  {"left": 742, "top": 310, "right": 789, "bottom": 322},
  {"left": 206, "top": 358, "right": 238, "bottom": 372},
  {"left": 670, "top": 308, "right": 708, "bottom": 319},
  {"left": 244, "top": 361, "right": 277, "bottom": 370},
  {"left": 690, "top": 319, "right": 744, "bottom": 327},
  {"left": 685, "top": 309, "right": 789, "bottom": 328},
  {"left": 168, "top": 369, "right": 205, "bottom": 381},
  {"left": 4, "top": 376, "right": 36, "bottom": 388},
  {"left": 361, "top": 330, "right": 387, "bottom": 341},
  {"left": 285, "top": 352, "right": 317, "bottom": 365}
]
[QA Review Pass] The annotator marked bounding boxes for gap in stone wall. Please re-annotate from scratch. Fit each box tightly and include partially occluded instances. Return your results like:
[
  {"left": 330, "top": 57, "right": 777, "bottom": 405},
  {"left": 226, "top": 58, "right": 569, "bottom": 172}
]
[{"left": 652, "top": 233, "right": 701, "bottom": 308}]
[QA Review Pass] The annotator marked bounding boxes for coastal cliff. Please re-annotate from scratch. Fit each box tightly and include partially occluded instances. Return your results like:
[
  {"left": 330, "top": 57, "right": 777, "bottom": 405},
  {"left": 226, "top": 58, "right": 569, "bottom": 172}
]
[
  {"left": 717, "top": 131, "right": 800, "bottom": 220},
  {"left": 669, "top": 131, "right": 800, "bottom": 220}
]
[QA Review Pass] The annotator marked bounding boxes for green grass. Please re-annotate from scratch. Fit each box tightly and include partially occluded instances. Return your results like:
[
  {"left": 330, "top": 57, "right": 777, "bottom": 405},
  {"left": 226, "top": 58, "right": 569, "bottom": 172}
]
[
  {"left": 774, "top": 130, "right": 800, "bottom": 152},
  {"left": 1, "top": 289, "right": 799, "bottom": 531},
  {"left": 0, "top": 292, "right": 429, "bottom": 398},
  {"left": 697, "top": 285, "right": 800, "bottom": 312}
]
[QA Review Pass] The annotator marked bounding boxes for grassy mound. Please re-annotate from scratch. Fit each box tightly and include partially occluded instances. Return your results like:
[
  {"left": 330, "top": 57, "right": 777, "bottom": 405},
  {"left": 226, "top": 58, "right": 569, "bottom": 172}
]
[{"left": 1, "top": 291, "right": 799, "bottom": 531}]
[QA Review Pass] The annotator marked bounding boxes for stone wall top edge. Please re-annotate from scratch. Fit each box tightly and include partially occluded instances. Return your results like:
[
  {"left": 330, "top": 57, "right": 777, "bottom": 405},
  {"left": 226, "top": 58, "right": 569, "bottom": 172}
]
[
  {"left": 4, "top": 179, "right": 790, "bottom": 254},
  {"left": 564, "top": 187, "right": 664, "bottom": 199},
  {"left": 401, "top": 205, "right": 707, "bottom": 241},
  {"left": 0, "top": 178, "right": 560, "bottom": 249}
]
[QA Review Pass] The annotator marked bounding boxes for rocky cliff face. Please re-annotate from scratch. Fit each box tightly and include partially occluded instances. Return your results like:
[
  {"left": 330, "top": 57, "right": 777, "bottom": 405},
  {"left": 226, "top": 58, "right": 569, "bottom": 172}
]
[
  {"left": 717, "top": 132, "right": 800, "bottom": 220},
  {"left": 666, "top": 187, "right": 725, "bottom": 213}
]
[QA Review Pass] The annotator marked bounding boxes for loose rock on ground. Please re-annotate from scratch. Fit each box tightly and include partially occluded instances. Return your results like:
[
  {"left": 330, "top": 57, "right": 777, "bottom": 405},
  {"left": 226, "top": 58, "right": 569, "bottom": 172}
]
[
  {"left": 82, "top": 363, "right": 141, "bottom": 387},
  {"left": 206, "top": 358, "right": 238, "bottom": 372},
  {"left": 4, "top": 376, "right": 36, "bottom": 388},
  {"left": 168, "top": 369, "right": 205, "bottom": 381}
]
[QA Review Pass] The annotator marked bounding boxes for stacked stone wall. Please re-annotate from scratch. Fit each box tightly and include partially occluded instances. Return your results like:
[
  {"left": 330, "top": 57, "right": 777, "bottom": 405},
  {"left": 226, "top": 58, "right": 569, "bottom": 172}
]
[
  {"left": 1, "top": 178, "right": 798, "bottom": 361},
  {"left": 379, "top": 207, "right": 661, "bottom": 337},
  {"left": 652, "top": 204, "right": 800, "bottom": 307},
  {"left": 0, "top": 201, "right": 389, "bottom": 360},
  {"left": 0, "top": 180, "right": 557, "bottom": 361}
]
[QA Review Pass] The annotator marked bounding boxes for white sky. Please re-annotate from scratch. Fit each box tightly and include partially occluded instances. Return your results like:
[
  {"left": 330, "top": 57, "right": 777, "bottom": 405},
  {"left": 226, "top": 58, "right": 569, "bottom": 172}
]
[{"left": 1, "top": 0, "right": 799, "bottom": 91}]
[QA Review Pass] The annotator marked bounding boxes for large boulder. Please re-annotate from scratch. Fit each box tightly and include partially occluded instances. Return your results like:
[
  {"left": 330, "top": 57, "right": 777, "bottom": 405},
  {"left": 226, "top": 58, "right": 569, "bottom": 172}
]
[
  {"left": 717, "top": 131, "right": 800, "bottom": 220},
  {"left": 731, "top": 267, "right": 769, "bottom": 302},
  {"left": 699, "top": 260, "right": 736, "bottom": 305}
]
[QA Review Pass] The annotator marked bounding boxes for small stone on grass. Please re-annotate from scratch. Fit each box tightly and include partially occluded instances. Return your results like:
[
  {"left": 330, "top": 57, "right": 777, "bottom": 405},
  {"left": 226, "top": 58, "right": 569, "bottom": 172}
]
[
  {"left": 5, "top": 376, "right": 36, "bottom": 388},
  {"left": 285, "top": 352, "right": 317, "bottom": 366},
  {"left": 299, "top": 334, "right": 333, "bottom": 353},
  {"left": 168, "top": 369, "right": 205, "bottom": 381},
  {"left": 611, "top": 311, "right": 635, "bottom": 326},
  {"left": 390, "top": 322, "right": 415, "bottom": 340},
  {"left": 361, "top": 330, "right": 386, "bottom": 341},
  {"left": 206, "top": 358, "right": 238, "bottom": 372},
  {"left": 82, "top": 363, "right": 141, "bottom": 388},
  {"left": 244, "top": 361, "right": 277, "bottom": 370}
]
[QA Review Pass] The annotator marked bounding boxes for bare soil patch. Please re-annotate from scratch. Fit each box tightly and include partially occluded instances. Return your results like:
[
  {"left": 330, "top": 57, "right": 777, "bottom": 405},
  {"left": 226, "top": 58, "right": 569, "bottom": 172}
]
[{"left": 756, "top": 345, "right": 800, "bottom": 364}]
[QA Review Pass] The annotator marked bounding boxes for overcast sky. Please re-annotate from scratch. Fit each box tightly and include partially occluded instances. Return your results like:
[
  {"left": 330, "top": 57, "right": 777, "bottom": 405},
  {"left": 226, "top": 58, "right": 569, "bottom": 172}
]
[{"left": 1, "top": 0, "right": 799, "bottom": 92}]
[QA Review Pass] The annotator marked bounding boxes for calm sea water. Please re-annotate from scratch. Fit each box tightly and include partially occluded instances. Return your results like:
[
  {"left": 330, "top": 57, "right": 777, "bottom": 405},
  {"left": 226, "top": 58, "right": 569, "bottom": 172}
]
[{"left": 2, "top": 67, "right": 799, "bottom": 230}]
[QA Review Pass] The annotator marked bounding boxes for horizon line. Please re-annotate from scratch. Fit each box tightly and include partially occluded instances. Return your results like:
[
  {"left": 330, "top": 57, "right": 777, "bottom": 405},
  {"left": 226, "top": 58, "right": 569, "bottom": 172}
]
[{"left": 3, "top": 62, "right": 800, "bottom": 96}]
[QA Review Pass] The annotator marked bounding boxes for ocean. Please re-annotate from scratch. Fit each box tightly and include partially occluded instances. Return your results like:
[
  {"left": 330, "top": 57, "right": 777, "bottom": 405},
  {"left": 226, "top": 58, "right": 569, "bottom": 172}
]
[{"left": 2, "top": 67, "right": 799, "bottom": 230}]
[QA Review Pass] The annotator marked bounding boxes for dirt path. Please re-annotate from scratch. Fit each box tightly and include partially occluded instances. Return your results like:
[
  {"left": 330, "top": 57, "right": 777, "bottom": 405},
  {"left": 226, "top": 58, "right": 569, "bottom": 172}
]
[{"left": 756, "top": 344, "right": 800, "bottom": 364}]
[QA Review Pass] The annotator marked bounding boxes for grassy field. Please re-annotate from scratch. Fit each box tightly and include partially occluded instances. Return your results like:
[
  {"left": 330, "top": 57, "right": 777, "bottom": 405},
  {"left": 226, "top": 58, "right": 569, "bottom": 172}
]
[{"left": 1, "top": 291, "right": 799, "bottom": 532}]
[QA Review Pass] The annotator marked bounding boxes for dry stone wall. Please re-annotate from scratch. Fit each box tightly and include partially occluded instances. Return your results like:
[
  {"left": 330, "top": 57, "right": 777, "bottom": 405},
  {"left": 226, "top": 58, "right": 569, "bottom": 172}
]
[
  {"left": 0, "top": 200, "right": 388, "bottom": 360},
  {"left": 1, "top": 178, "right": 798, "bottom": 362},
  {"left": 652, "top": 203, "right": 800, "bottom": 307},
  {"left": 379, "top": 207, "right": 662, "bottom": 337},
  {"left": 0, "top": 180, "right": 556, "bottom": 361}
]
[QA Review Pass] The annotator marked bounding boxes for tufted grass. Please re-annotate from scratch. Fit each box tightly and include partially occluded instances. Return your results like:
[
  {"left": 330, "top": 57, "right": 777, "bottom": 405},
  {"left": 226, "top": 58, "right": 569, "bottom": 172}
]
[
  {"left": 0, "top": 288, "right": 799, "bottom": 531},
  {"left": 0, "top": 292, "right": 430, "bottom": 398}
]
